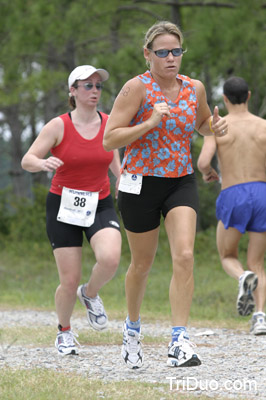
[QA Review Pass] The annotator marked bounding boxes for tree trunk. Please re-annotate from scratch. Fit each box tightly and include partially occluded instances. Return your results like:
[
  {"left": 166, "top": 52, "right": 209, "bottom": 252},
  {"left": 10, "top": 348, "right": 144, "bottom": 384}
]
[{"left": 5, "top": 105, "right": 28, "bottom": 197}]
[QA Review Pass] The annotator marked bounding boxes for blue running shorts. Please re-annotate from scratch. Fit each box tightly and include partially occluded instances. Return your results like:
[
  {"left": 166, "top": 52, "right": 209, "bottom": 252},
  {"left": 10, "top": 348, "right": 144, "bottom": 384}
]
[{"left": 216, "top": 181, "right": 266, "bottom": 233}]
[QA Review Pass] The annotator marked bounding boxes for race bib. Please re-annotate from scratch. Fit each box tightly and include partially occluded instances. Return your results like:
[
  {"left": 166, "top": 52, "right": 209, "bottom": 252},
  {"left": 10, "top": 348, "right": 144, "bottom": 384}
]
[
  {"left": 57, "top": 187, "right": 99, "bottom": 227},
  {"left": 118, "top": 171, "right": 143, "bottom": 195}
]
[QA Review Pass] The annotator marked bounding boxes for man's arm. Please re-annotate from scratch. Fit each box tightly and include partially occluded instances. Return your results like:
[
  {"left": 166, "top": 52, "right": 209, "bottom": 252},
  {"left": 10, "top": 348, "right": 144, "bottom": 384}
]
[{"left": 197, "top": 136, "right": 220, "bottom": 182}]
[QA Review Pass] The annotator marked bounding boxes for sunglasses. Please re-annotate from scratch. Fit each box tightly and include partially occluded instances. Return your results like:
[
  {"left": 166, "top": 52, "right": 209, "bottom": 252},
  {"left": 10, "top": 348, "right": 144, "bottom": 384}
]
[
  {"left": 76, "top": 82, "right": 103, "bottom": 91},
  {"left": 150, "top": 48, "right": 185, "bottom": 58}
]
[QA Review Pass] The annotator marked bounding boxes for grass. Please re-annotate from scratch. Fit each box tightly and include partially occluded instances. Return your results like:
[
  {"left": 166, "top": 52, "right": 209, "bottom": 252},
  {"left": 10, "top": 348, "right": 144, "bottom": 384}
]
[
  {"left": 0, "top": 326, "right": 169, "bottom": 347},
  {"left": 0, "top": 224, "right": 251, "bottom": 323},
  {"left": 0, "top": 225, "right": 255, "bottom": 400},
  {"left": 1, "top": 368, "right": 247, "bottom": 400}
]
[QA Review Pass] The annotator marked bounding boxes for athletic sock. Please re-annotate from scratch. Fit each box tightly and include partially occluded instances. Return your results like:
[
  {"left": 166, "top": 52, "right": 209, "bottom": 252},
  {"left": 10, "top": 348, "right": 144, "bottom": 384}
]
[
  {"left": 58, "top": 324, "right": 71, "bottom": 332},
  {"left": 126, "top": 316, "right": 141, "bottom": 333},
  {"left": 253, "top": 311, "right": 265, "bottom": 317},
  {"left": 171, "top": 326, "right": 189, "bottom": 343}
]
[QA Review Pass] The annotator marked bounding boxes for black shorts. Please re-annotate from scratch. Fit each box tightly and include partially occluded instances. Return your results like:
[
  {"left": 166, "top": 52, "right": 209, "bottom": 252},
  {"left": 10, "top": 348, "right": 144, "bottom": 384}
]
[
  {"left": 118, "top": 173, "right": 198, "bottom": 233},
  {"left": 46, "top": 192, "right": 120, "bottom": 249}
]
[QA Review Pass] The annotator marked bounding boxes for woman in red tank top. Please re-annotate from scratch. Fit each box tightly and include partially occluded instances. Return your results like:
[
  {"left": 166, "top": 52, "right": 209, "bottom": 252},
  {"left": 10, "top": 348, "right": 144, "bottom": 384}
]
[{"left": 21, "top": 65, "right": 122, "bottom": 355}]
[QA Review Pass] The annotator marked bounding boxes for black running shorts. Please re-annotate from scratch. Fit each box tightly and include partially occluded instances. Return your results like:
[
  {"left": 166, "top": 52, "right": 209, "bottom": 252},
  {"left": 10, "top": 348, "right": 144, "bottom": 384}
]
[
  {"left": 118, "top": 173, "right": 199, "bottom": 233},
  {"left": 46, "top": 192, "right": 120, "bottom": 249}
]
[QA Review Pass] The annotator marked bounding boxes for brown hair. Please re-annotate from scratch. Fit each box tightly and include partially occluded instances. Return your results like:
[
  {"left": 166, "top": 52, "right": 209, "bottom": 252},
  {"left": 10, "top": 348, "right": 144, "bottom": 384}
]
[
  {"left": 144, "top": 21, "right": 184, "bottom": 50},
  {"left": 68, "top": 81, "right": 78, "bottom": 109}
]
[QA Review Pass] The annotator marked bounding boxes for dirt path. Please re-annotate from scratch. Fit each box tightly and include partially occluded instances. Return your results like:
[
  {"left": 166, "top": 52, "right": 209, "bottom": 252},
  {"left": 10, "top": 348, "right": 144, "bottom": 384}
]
[{"left": 0, "top": 310, "right": 265, "bottom": 399}]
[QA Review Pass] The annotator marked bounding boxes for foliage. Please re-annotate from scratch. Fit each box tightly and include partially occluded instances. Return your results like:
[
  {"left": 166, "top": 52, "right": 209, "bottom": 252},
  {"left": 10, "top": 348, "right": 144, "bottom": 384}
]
[
  {"left": 0, "top": 0, "right": 265, "bottom": 250},
  {"left": 0, "top": 138, "right": 10, "bottom": 190},
  {"left": 1, "top": 0, "right": 266, "bottom": 200},
  {"left": 0, "top": 188, "right": 12, "bottom": 236},
  {"left": 0, "top": 184, "right": 48, "bottom": 241}
]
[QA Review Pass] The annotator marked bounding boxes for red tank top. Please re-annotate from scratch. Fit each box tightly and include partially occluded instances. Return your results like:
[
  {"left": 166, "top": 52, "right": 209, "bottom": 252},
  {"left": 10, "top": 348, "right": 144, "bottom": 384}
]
[{"left": 50, "top": 112, "right": 113, "bottom": 199}]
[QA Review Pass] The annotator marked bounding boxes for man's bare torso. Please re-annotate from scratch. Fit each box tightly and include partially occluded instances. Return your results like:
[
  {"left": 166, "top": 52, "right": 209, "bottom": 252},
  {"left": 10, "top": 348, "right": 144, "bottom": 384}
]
[{"left": 216, "top": 111, "right": 266, "bottom": 189}]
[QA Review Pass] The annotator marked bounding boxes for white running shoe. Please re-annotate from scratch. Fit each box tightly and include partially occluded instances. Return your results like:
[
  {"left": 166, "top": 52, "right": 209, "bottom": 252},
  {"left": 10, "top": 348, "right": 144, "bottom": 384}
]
[
  {"left": 167, "top": 332, "right": 201, "bottom": 367},
  {"left": 237, "top": 271, "right": 258, "bottom": 316},
  {"left": 55, "top": 330, "right": 79, "bottom": 356},
  {"left": 121, "top": 322, "right": 143, "bottom": 369},
  {"left": 250, "top": 312, "right": 266, "bottom": 336},
  {"left": 77, "top": 284, "right": 108, "bottom": 331}
]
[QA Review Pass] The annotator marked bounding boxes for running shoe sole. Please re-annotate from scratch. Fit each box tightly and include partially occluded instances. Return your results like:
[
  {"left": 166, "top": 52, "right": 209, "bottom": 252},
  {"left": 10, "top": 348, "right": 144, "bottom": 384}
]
[
  {"left": 252, "top": 328, "right": 266, "bottom": 336},
  {"left": 167, "top": 354, "right": 201, "bottom": 367},
  {"left": 121, "top": 348, "right": 143, "bottom": 369},
  {"left": 250, "top": 318, "right": 266, "bottom": 336},
  {"left": 57, "top": 348, "right": 78, "bottom": 356},
  {"left": 55, "top": 338, "right": 79, "bottom": 356},
  {"left": 237, "top": 272, "right": 258, "bottom": 316}
]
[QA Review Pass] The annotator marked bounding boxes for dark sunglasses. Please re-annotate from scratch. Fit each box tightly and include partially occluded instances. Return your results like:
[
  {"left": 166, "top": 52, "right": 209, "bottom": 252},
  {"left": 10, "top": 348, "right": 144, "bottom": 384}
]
[
  {"left": 150, "top": 48, "right": 185, "bottom": 58},
  {"left": 76, "top": 82, "right": 103, "bottom": 91}
]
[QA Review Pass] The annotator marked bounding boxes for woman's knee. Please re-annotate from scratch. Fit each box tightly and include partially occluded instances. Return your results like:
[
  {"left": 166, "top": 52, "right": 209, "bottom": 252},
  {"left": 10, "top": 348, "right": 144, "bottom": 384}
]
[
  {"left": 173, "top": 249, "right": 194, "bottom": 271},
  {"left": 128, "top": 260, "right": 152, "bottom": 279},
  {"left": 97, "top": 248, "right": 121, "bottom": 274},
  {"left": 60, "top": 274, "right": 81, "bottom": 293}
]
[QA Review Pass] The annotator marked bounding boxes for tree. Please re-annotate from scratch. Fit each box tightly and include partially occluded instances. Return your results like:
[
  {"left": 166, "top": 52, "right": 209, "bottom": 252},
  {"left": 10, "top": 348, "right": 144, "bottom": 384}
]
[{"left": 0, "top": 0, "right": 265, "bottom": 215}]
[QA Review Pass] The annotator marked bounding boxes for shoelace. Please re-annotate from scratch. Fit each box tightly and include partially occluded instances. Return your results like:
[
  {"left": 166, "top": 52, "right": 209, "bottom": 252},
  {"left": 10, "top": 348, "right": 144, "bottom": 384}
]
[
  {"left": 89, "top": 295, "right": 105, "bottom": 315},
  {"left": 81, "top": 286, "right": 104, "bottom": 314},
  {"left": 172, "top": 335, "right": 197, "bottom": 350},
  {"left": 127, "top": 332, "right": 144, "bottom": 352},
  {"left": 62, "top": 330, "right": 81, "bottom": 347},
  {"left": 170, "top": 337, "right": 197, "bottom": 361}
]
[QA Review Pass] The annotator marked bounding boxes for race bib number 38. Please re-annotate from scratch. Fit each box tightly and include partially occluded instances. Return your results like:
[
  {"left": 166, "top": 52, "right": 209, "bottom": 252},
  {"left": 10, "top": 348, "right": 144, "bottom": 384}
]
[{"left": 57, "top": 187, "right": 99, "bottom": 227}]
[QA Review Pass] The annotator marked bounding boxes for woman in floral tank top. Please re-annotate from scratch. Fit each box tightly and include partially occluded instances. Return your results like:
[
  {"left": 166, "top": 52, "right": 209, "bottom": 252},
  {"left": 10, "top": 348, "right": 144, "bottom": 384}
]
[{"left": 104, "top": 21, "right": 228, "bottom": 369}]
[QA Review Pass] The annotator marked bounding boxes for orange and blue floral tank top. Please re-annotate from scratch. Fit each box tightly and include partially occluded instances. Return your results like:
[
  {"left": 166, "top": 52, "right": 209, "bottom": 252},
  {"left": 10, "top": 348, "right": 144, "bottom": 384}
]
[{"left": 121, "top": 70, "right": 198, "bottom": 178}]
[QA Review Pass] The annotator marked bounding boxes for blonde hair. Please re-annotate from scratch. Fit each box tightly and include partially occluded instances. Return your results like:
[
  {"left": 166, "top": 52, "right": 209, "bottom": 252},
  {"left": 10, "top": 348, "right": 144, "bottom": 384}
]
[{"left": 144, "top": 20, "right": 184, "bottom": 50}]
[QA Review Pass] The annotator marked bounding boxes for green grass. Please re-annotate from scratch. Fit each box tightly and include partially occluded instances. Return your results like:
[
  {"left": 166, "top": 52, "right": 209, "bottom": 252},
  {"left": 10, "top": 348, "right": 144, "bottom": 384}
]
[
  {"left": 0, "top": 326, "right": 169, "bottom": 347},
  {"left": 1, "top": 368, "right": 245, "bottom": 400},
  {"left": 0, "top": 224, "right": 251, "bottom": 323}
]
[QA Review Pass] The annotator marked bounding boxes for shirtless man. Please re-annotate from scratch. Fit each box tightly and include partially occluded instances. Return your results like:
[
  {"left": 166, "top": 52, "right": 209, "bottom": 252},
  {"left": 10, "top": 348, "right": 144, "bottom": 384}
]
[{"left": 197, "top": 76, "right": 266, "bottom": 335}]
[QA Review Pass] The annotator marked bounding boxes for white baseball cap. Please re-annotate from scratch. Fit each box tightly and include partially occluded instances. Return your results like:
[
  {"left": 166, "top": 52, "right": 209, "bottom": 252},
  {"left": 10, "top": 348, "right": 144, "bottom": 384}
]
[{"left": 68, "top": 65, "right": 109, "bottom": 89}]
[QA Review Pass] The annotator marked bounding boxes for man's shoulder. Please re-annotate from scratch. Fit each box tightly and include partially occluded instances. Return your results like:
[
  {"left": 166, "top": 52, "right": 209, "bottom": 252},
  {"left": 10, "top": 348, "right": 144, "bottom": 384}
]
[
  {"left": 248, "top": 113, "right": 266, "bottom": 137},
  {"left": 252, "top": 113, "right": 266, "bottom": 126},
  {"left": 227, "top": 111, "right": 266, "bottom": 123}
]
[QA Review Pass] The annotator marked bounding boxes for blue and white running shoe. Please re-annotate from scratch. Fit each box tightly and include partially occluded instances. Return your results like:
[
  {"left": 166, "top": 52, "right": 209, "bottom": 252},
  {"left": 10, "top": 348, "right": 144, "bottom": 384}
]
[
  {"left": 121, "top": 322, "right": 143, "bottom": 369},
  {"left": 167, "top": 332, "right": 201, "bottom": 367}
]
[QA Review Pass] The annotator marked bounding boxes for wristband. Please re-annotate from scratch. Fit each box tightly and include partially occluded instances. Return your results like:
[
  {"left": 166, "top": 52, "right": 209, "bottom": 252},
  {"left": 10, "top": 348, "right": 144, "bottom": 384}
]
[{"left": 209, "top": 117, "right": 214, "bottom": 134}]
